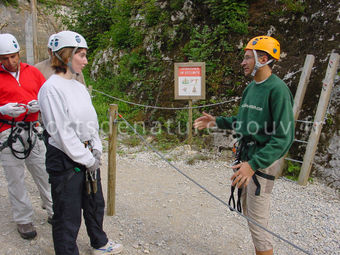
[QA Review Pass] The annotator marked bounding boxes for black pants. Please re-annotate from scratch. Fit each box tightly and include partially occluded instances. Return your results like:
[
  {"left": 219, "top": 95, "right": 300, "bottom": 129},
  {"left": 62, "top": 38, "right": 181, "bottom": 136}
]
[{"left": 46, "top": 145, "right": 108, "bottom": 255}]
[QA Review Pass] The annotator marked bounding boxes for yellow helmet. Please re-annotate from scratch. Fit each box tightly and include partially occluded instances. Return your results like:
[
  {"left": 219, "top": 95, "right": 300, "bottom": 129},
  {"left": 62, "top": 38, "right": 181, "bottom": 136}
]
[{"left": 245, "top": 36, "right": 280, "bottom": 60}]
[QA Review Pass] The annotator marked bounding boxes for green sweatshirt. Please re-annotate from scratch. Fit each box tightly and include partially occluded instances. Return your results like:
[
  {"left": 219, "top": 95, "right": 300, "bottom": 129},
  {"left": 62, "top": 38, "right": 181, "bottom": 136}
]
[{"left": 216, "top": 74, "right": 294, "bottom": 171}]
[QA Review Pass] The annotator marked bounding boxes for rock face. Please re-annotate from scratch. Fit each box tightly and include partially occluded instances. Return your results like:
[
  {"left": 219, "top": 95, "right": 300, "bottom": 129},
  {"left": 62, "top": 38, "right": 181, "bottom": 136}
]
[
  {"left": 262, "top": 0, "right": 340, "bottom": 190},
  {"left": 1, "top": 0, "right": 339, "bottom": 189},
  {"left": 0, "top": 0, "right": 58, "bottom": 64}
]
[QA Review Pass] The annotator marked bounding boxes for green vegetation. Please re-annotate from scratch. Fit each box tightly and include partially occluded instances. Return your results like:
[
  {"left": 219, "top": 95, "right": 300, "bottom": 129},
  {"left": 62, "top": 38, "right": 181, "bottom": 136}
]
[
  {"left": 204, "top": 0, "right": 248, "bottom": 34},
  {"left": 285, "top": 160, "right": 300, "bottom": 181},
  {"left": 120, "top": 135, "right": 141, "bottom": 147},
  {"left": 186, "top": 153, "right": 211, "bottom": 165},
  {"left": 58, "top": 0, "right": 250, "bottom": 147},
  {"left": 39, "top": 0, "right": 302, "bottom": 161},
  {"left": 325, "top": 113, "right": 334, "bottom": 126},
  {"left": 1, "top": 0, "right": 18, "bottom": 7},
  {"left": 285, "top": 160, "right": 313, "bottom": 183},
  {"left": 280, "top": 0, "right": 306, "bottom": 13},
  {"left": 270, "top": 0, "right": 306, "bottom": 15},
  {"left": 153, "top": 133, "right": 181, "bottom": 151}
]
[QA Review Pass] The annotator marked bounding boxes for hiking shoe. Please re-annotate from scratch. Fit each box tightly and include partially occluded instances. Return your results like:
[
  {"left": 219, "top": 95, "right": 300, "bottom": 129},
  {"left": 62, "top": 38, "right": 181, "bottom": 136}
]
[
  {"left": 17, "top": 223, "right": 37, "bottom": 239},
  {"left": 92, "top": 240, "right": 123, "bottom": 255}
]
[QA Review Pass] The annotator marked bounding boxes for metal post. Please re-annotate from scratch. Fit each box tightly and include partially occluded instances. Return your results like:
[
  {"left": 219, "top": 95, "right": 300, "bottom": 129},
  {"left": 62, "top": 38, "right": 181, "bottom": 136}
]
[
  {"left": 298, "top": 53, "right": 339, "bottom": 185},
  {"left": 107, "top": 104, "right": 118, "bottom": 215}
]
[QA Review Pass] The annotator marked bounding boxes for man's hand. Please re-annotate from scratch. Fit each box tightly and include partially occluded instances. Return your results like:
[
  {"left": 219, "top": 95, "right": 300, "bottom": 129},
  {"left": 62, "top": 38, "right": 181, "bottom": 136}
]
[
  {"left": 27, "top": 100, "right": 40, "bottom": 114},
  {"left": 193, "top": 112, "right": 216, "bottom": 130},
  {"left": 0, "top": 102, "right": 26, "bottom": 117},
  {"left": 231, "top": 162, "right": 255, "bottom": 188}
]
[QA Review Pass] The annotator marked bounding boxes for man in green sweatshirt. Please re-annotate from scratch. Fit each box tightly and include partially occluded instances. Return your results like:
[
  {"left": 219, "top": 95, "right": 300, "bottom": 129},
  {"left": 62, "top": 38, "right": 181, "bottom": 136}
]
[{"left": 194, "top": 36, "right": 294, "bottom": 255}]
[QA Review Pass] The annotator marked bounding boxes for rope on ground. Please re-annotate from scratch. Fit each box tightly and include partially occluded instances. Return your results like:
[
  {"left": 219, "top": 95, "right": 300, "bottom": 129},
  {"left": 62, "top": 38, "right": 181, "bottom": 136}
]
[
  {"left": 92, "top": 89, "right": 239, "bottom": 110},
  {"left": 118, "top": 113, "right": 312, "bottom": 255}
]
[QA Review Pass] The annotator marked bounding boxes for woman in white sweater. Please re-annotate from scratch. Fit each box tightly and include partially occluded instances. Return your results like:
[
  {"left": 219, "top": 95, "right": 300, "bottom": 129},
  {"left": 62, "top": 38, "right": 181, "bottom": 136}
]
[{"left": 38, "top": 31, "right": 123, "bottom": 255}]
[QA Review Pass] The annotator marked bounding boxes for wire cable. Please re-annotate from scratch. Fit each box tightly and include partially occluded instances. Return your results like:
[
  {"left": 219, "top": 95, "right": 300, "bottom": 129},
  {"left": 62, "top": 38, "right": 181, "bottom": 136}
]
[
  {"left": 118, "top": 113, "right": 312, "bottom": 255},
  {"left": 92, "top": 89, "right": 239, "bottom": 110}
]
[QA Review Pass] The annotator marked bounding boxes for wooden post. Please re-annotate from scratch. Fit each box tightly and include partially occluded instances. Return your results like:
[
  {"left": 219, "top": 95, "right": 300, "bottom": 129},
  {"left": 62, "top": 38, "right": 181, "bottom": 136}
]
[
  {"left": 298, "top": 53, "right": 339, "bottom": 185},
  {"left": 188, "top": 99, "right": 193, "bottom": 147},
  {"left": 30, "top": 0, "right": 38, "bottom": 63},
  {"left": 276, "top": 55, "right": 315, "bottom": 177},
  {"left": 88, "top": 85, "right": 93, "bottom": 96},
  {"left": 107, "top": 104, "right": 118, "bottom": 215},
  {"left": 292, "top": 55, "right": 315, "bottom": 120}
]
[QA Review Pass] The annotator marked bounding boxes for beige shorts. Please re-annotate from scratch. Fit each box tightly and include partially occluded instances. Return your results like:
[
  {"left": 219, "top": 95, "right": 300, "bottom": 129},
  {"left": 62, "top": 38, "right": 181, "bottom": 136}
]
[{"left": 241, "top": 159, "right": 280, "bottom": 251}]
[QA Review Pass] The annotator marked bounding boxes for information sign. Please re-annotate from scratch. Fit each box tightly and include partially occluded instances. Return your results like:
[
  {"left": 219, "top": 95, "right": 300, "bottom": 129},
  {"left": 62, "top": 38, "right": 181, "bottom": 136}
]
[{"left": 174, "top": 62, "right": 205, "bottom": 100}]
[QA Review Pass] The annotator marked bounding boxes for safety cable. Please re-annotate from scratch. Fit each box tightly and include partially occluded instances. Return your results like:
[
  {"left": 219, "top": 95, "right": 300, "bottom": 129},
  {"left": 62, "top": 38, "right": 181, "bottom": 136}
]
[
  {"left": 92, "top": 88, "right": 332, "bottom": 132},
  {"left": 92, "top": 89, "right": 239, "bottom": 110},
  {"left": 118, "top": 113, "right": 312, "bottom": 255}
]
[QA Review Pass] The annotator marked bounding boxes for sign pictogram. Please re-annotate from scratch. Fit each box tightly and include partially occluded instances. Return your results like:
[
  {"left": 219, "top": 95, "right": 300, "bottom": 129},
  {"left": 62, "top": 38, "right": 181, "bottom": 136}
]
[{"left": 174, "top": 62, "right": 205, "bottom": 100}]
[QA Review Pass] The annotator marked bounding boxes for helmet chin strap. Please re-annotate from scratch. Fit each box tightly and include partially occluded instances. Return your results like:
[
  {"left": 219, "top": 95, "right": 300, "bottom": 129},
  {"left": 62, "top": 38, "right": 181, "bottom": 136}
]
[
  {"left": 54, "top": 47, "right": 80, "bottom": 75},
  {"left": 251, "top": 50, "right": 273, "bottom": 77}
]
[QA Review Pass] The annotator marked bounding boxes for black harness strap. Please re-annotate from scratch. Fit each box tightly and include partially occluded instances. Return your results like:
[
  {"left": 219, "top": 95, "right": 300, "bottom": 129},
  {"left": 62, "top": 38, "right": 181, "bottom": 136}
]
[
  {"left": 228, "top": 184, "right": 243, "bottom": 213},
  {"left": 228, "top": 138, "right": 276, "bottom": 212},
  {"left": 252, "top": 170, "right": 276, "bottom": 196},
  {"left": 255, "top": 170, "right": 275, "bottom": 180},
  {"left": 252, "top": 174, "right": 261, "bottom": 196},
  {"left": 228, "top": 142, "right": 243, "bottom": 213},
  {"left": 0, "top": 118, "right": 41, "bottom": 159}
]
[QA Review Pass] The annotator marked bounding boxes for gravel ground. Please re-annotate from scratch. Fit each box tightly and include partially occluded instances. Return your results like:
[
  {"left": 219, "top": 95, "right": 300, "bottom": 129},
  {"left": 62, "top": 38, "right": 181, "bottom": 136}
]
[{"left": 0, "top": 144, "right": 339, "bottom": 255}]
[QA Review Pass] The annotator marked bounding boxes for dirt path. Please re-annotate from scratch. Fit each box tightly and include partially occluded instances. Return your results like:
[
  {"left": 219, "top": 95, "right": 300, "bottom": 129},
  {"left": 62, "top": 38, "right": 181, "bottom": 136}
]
[
  {"left": 0, "top": 148, "right": 250, "bottom": 255},
  {"left": 0, "top": 145, "right": 339, "bottom": 255}
]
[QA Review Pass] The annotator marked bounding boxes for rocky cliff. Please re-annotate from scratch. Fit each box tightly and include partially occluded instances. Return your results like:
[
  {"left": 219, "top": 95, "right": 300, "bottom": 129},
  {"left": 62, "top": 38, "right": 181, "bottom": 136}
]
[{"left": 1, "top": 0, "right": 339, "bottom": 189}]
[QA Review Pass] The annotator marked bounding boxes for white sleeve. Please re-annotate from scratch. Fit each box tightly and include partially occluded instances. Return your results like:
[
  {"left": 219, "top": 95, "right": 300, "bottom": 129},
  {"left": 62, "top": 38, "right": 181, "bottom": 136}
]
[
  {"left": 92, "top": 130, "right": 102, "bottom": 153},
  {"left": 39, "top": 91, "right": 95, "bottom": 168}
]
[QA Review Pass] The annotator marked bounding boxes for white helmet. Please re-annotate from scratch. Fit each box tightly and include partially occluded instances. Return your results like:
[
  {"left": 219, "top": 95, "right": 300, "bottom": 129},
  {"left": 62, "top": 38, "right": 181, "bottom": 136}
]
[
  {"left": 52, "top": 31, "right": 88, "bottom": 52},
  {"left": 0, "top": 33, "right": 20, "bottom": 55},
  {"left": 47, "top": 34, "right": 56, "bottom": 49}
]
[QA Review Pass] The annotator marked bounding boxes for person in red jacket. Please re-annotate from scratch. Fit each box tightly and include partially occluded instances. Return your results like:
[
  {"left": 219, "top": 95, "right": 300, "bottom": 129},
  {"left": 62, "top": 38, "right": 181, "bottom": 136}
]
[{"left": 0, "top": 33, "right": 53, "bottom": 240}]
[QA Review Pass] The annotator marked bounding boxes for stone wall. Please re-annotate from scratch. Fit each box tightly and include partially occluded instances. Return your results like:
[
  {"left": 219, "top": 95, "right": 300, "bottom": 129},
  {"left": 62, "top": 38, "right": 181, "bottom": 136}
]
[{"left": 0, "top": 0, "right": 59, "bottom": 64}]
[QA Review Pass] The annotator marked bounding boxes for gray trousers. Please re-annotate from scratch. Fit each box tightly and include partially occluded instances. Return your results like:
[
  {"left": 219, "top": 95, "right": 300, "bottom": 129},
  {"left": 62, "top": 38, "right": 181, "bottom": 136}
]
[{"left": 0, "top": 128, "right": 53, "bottom": 224}]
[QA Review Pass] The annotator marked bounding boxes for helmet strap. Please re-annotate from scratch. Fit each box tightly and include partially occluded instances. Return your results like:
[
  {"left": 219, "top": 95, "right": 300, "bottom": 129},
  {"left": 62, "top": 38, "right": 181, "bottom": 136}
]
[
  {"left": 54, "top": 52, "right": 65, "bottom": 64},
  {"left": 54, "top": 47, "right": 80, "bottom": 75},
  {"left": 66, "top": 47, "right": 79, "bottom": 75},
  {"left": 251, "top": 50, "right": 273, "bottom": 77}
]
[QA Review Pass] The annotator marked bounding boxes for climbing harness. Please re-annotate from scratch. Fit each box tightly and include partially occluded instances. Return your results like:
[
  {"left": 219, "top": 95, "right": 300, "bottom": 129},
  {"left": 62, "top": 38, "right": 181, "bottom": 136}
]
[
  {"left": 228, "top": 142, "right": 243, "bottom": 213},
  {"left": 228, "top": 143, "right": 244, "bottom": 213},
  {"left": 228, "top": 139, "right": 276, "bottom": 213},
  {"left": 49, "top": 140, "right": 97, "bottom": 195},
  {"left": 84, "top": 140, "right": 98, "bottom": 195},
  {"left": 252, "top": 165, "right": 275, "bottom": 196},
  {"left": 0, "top": 117, "right": 43, "bottom": 159},
  {"left": 86, "top": 169, "right": 97, "bottom": 194}
]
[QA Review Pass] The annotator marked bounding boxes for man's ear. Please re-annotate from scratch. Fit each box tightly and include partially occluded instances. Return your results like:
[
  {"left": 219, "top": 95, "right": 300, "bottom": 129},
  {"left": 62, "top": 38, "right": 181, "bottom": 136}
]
[{"left": 259, "top": 55, "right": 268, "bottom": 64}]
